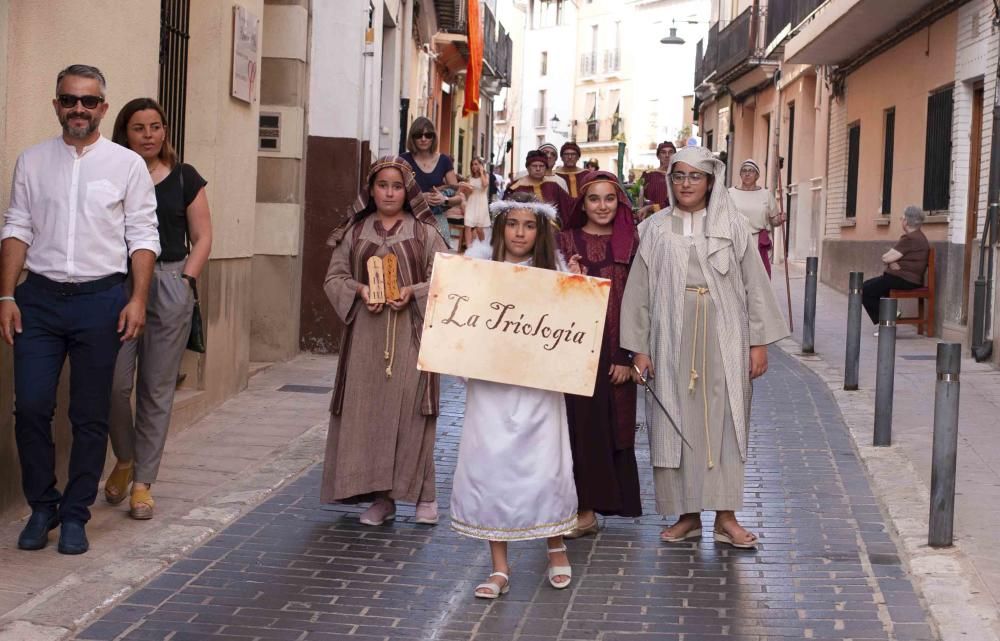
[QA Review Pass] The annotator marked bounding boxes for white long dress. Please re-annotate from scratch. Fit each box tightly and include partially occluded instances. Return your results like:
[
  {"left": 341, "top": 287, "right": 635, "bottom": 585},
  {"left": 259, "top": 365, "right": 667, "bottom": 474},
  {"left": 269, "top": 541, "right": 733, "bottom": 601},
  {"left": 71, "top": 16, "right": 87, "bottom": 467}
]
[
  {"left": 464, "top": 174, "right": 491, "bottom": 229},
  {"left": 449, "top": 247, "right": 578, "bottom": 541}
]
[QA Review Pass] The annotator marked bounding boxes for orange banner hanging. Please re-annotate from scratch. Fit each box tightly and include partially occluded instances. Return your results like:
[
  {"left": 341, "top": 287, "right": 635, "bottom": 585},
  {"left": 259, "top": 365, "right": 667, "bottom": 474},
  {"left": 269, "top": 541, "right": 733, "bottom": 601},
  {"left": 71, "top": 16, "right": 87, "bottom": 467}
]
[{"left": 463, "top": 0, "right": 483, "bottom": 116}]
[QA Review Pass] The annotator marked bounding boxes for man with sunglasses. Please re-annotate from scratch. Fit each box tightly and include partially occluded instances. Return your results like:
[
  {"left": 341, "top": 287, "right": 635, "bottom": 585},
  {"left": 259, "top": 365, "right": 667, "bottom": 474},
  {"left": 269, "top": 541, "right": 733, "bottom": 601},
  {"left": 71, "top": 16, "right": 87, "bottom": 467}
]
[{"left": 0, "top": 64, "right": 160, "bottom": 554}]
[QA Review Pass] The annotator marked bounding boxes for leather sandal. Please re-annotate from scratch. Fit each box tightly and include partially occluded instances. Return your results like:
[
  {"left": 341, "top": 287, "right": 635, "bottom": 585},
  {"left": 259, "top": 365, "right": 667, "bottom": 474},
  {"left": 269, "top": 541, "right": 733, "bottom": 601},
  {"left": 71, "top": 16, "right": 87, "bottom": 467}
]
[
  {"left": 660, "top": 517, "right": 702, "bottom": 542},
  {"left": 546, "top": 546, "right": 572, "bottom": 589},
  {"left": 713, "top": 524, "right": 758, "bottom": 549},
  {"left": 474, "top": 571, "right": 510, "bottom": 599},
  {"left": 104, "top": 463, "right": 133, "bottom": 505},
  {"left": 129, "top": 486, "right": 155, "bottom": 520}
]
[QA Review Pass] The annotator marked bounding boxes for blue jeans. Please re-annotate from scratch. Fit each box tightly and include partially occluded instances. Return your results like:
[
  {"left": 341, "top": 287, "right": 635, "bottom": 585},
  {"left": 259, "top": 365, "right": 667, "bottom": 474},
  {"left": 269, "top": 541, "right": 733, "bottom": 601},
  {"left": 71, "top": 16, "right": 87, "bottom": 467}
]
[{"left": 13, "top": 276, "right": 127, "bottom": 523}]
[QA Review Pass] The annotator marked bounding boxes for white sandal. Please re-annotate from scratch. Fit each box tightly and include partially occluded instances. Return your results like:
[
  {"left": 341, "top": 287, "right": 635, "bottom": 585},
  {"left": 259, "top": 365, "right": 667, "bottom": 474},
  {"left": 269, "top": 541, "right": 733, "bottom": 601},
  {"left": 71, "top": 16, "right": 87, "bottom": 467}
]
[
  {"left": 546, "top": 546, "right": 572, "bottom": 589},
  {"left": 474, "top": 571, "right": 510, "bottom": 599}
]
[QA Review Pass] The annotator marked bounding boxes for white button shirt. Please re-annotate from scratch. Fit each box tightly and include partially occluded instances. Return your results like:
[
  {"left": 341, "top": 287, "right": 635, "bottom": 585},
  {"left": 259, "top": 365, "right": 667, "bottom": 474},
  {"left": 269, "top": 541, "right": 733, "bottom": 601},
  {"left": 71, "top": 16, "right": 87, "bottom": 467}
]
[{"left": 2, "top": 135, "right": 160, "bottom": 283}]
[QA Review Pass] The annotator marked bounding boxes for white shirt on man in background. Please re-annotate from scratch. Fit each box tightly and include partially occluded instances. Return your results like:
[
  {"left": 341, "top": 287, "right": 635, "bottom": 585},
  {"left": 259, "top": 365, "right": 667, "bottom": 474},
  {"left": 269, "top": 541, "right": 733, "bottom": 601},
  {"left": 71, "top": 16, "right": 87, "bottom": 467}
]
[{"left": 1, "top": 136, "right": 160, "bottom": 283}]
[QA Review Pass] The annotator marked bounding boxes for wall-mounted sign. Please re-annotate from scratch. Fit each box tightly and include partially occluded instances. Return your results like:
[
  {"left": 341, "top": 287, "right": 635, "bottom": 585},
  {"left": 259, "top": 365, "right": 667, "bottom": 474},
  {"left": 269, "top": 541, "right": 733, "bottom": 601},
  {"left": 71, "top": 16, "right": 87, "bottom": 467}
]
[{"left": 232, "top": 5, "right": 259, "bottom": 104}]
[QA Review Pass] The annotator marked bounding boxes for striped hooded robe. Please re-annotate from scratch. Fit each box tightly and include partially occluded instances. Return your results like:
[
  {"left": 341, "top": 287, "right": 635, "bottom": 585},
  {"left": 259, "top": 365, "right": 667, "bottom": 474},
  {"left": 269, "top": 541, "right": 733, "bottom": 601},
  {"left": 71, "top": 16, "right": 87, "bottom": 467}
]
[
  {"left": 321, "top": 156, "right": 449, "bottom": 505},
  {"left": 620, "top": 146, "right": 788, "bottom": 514}
]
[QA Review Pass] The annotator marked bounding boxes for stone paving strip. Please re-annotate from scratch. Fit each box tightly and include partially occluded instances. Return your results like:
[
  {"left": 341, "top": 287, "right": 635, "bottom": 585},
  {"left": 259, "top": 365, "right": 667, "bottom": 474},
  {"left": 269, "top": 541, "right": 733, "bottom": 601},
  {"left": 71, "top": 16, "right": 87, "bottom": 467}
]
[
  {"left": 0, "top": 355, "right": 338, "bottom": 641},
  {"left": 71, "top": 350, "right": 935, "bottom": 641},
  {"left": 773, "top": 262, "right": 1000, "bottom": 641}
]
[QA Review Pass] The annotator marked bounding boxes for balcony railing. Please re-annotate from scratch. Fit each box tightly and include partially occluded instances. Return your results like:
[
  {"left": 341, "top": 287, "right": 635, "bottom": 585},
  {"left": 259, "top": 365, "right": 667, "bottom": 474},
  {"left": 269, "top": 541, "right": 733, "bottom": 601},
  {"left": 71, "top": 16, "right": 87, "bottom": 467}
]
[
  {"left": 498, "top": 29, "right": 512, "bottom": 84},
  {"left": 765, "top": 0, "right": 825, "bottom": 45},
  {"left": 580, "top": 52, "right": 598, "bottom": 76},
  {"left": 435, "top": 0, "right": 467, "bottom": 35},
  {"left": 587, "top": 120, "right": 599, "bottom": 142},
  {"left": 603, "top": 48, "right": 621, "bottom": 73},
  {"left": 483, "top": 6, "right": 497, "bottom": 70},
  {"left": 699, "top": 22, "right": 719, "bottom": 84},
  {"left": 714, "top": 6, "right": 755, "bottom": 79},
  {"left": 534, "top": 108, "right": 548, "bottom": 128}
]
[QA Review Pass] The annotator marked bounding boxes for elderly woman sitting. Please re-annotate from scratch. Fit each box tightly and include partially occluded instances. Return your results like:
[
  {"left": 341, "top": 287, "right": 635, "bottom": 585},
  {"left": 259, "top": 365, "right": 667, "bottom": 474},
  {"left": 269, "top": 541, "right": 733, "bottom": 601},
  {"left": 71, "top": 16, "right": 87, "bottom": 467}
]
[{"left": 862, "top": 206, "right": 930, "bottom": 332}]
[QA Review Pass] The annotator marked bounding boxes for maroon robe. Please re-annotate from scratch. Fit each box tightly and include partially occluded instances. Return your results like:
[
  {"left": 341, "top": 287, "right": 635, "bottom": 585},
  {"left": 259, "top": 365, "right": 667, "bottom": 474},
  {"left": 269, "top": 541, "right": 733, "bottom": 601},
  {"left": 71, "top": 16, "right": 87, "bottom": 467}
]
[
  {"left": 556, "top": 228, "right": 642, "bottom": 517},
  {"left": 504, "top": 176, "right": 574, "bottom": 225},
  {"left": 554, "top": 167, "right": 592, "bottom": 199},
  {"left": 641, "top": 169, "right": 670, "bottom": 212}
]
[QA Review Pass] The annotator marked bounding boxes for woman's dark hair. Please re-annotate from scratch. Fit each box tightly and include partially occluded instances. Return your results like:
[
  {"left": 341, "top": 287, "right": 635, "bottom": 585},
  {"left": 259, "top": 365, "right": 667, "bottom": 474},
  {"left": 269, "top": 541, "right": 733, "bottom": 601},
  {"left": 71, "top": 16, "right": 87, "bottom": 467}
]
[
  {"left": 490, "top": 192, "right": 558, "bottom": 270},
  {"left": 112, "top": 97, "right": 177, "bottom": 168},
  {"left": 406, "top": 116, "right": 437, "bottom": 154}
]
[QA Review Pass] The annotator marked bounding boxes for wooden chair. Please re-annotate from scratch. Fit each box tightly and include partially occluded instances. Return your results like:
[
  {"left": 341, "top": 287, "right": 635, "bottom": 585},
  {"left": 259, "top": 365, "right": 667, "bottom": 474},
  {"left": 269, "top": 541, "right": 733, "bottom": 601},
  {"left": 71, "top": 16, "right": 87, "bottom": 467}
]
[{"left": 890, "top": 247, "right": 935, "bottom": 337}]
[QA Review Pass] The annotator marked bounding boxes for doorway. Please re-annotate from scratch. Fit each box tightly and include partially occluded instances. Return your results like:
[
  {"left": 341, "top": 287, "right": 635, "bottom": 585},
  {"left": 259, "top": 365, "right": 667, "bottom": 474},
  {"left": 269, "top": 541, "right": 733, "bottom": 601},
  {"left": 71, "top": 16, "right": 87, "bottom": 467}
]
[{"left": 962, "top": 83, "right": 985, "bottom": 324}]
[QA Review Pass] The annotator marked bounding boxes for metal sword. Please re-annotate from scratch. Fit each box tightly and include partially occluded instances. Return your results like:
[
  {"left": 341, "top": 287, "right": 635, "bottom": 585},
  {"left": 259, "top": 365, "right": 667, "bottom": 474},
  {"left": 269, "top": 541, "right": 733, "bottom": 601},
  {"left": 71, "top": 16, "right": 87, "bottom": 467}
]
[{"left": 632, "top": 364, "right": 693, "bottom": 451}]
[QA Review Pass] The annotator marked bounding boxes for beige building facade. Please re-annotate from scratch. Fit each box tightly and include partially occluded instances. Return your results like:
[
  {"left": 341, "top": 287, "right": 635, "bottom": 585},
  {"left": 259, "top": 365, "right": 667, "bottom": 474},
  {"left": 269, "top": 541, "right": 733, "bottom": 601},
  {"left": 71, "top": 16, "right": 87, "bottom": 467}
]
[
  {"left": 0, "top": 0, "right": 318, "bottom": 520},
  {"left": 695, "top": 0, "right": 1000, "bottom": 360}
]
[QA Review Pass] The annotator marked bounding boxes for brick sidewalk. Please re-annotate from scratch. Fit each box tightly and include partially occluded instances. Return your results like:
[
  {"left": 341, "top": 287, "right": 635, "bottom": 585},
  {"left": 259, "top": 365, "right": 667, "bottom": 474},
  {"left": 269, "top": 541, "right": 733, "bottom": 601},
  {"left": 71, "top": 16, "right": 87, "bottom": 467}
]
[{"left": 73, "top": 350, "right": 935, "bottom": 641}]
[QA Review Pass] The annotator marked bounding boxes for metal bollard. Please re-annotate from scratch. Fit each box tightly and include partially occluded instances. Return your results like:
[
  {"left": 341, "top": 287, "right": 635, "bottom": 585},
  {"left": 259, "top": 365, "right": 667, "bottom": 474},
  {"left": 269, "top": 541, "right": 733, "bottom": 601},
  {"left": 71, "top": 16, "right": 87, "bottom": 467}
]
[
  {"left": 873, "top": 298, "right": 898, "bottom": 447},
  {"left": 844, "top": 271, "right": 864, "bottom": 391},
  {"left": 929, "top": 343, "right": 962, "bottom": 547},
  {"left": 802, "top": 257, "right": 819, "bottom": 353}
]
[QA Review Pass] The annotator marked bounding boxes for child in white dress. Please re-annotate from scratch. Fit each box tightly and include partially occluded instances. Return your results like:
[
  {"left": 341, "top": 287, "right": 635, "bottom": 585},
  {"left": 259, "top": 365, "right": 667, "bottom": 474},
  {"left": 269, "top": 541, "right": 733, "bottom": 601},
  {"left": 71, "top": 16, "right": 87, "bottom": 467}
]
[
  {"left": 462, "top": 157, "right": 491, "bottom": 247},
  {"left": 450, "top": 192, "right": 579, "bottom": 599}
]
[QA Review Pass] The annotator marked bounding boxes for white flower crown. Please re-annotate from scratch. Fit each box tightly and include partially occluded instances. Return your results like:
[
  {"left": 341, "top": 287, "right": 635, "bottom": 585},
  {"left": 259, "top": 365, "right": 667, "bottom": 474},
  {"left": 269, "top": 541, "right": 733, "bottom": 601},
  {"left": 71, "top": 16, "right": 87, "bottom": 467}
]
[{"left": 488, "top": 199, "right": 559, "bottom": 222}]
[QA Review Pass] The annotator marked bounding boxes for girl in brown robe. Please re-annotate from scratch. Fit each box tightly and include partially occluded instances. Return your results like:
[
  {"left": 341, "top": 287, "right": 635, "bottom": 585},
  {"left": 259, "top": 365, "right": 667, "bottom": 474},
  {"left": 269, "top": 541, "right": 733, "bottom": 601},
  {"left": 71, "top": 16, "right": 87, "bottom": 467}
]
[
  {"left": 558, "top": 172, "right": 642, "bottom": 537},
  {"left": 321, "top": 157, "right": 449, "bottom": 526}
]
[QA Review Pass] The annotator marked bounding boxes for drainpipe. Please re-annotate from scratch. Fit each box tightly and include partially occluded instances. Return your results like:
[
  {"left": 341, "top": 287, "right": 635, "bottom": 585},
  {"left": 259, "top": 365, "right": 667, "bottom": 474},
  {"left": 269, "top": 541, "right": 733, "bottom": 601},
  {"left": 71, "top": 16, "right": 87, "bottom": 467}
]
[{"left": 399, "top": 0, "right": 414, "bottom": 154}]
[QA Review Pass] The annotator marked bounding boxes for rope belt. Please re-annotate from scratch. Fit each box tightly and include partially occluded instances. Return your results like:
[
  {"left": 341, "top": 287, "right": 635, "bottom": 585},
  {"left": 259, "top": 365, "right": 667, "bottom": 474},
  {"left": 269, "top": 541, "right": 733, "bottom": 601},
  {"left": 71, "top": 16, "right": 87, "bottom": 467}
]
[
  {"left": 384, "top": 310, "right": 398, "bottom": 378},
  {"left": 685, "top": 286, "right": 714, "bottom": 469}
]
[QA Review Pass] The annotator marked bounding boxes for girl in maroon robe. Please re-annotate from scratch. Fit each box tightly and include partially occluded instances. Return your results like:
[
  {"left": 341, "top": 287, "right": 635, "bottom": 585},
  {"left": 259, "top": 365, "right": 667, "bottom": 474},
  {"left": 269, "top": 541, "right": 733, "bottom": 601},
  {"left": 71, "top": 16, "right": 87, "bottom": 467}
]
[{"left": 557, "top": 171, "right": 642, "bottom": 537}]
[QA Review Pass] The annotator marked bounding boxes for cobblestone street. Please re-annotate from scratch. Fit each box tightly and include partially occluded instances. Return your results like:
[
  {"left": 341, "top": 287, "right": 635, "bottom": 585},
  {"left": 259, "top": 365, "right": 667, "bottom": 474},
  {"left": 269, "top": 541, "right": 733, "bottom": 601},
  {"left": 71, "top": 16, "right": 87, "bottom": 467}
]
[{"left": 73, "top": 350, "right": 936, "bottom": 641}]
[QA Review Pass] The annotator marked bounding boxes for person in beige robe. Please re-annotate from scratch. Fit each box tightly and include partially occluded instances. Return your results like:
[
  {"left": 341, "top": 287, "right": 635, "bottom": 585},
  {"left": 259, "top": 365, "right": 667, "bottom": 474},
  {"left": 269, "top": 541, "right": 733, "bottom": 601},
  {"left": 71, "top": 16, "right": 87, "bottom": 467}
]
[
  {"left": 322, "top": 156, "right": 449, "bottom": 527},
  {"left": 621, "top": 146, "right": 789, "bottom": 549}
]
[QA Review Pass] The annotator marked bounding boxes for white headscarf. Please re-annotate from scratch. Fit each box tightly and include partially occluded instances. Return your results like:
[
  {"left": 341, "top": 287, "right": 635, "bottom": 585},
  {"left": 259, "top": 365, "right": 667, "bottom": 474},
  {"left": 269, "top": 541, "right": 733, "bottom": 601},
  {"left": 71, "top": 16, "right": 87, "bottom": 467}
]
[{"left": 666, "top": 146, "right": 742, "bottom": 275}]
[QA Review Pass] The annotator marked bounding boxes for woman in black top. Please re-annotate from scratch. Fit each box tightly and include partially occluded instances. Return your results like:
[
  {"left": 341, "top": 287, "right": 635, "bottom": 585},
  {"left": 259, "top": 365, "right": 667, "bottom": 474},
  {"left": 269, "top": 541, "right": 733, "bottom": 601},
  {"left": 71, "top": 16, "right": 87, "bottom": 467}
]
[
  {"left": 401, "top": 117, "right": 462, "bottom": 246},
  {"left": 104, "top": 98, "right": 213, "bottom": 519}
]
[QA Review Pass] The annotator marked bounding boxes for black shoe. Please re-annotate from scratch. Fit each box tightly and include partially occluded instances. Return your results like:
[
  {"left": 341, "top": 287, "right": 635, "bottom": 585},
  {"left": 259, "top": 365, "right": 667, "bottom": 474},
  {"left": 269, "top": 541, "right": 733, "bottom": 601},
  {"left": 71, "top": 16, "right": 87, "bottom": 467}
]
[
  {"left": 57, "top": 520, "right": 89, "bottom": 555},
  {"left": 17, "top": 509, "right": 60, "bottom": 550}
]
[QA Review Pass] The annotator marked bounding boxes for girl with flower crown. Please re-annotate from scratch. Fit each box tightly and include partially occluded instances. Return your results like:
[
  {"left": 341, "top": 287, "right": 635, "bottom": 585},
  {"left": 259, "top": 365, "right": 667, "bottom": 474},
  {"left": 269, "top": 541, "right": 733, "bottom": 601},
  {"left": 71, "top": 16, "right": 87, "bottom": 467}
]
[{"left": 450, "top": 192, "right": 578, "bottom": 599}]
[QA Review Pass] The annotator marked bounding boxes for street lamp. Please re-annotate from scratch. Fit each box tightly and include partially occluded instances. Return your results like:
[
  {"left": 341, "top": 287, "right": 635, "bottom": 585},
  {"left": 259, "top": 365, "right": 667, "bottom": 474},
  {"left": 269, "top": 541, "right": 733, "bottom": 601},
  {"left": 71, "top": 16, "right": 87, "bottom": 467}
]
[{"left": 660, "top": 27, "right": 684, "bottom": 45}]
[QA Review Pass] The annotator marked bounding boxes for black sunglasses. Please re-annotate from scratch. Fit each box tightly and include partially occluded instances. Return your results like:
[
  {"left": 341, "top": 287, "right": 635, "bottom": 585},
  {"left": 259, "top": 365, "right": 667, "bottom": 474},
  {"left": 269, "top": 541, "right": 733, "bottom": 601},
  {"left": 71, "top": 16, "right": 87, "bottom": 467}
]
[
  {"left": 57, "top": 94, "right": 104, "bottom": 109},
  {"left": 413, "top": 131, "right": 435, "bottom": 139}
]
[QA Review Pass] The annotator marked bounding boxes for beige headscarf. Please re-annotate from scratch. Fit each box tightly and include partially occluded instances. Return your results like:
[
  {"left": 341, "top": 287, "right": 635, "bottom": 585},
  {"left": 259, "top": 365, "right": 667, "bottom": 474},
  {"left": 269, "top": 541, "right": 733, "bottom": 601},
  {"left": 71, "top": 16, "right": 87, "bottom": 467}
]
[{"left": 666, "top": 146, "right": 741, "bottom": 275}]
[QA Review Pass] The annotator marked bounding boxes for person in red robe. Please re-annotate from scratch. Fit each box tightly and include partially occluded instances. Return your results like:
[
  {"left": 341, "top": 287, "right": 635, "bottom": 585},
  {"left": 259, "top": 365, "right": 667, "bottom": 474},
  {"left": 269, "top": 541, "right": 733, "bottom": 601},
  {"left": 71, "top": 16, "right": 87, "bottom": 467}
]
[
  {"left": 504, "top": 150, "right": 574, "bottom": 224},
  {"left": 553, "top": 142, "right": 591, "bottom": 199},
  {"left": 637, "top": 141, "right": 676, "bottom": 220},
  {"left": 557, "top": 171, "right": 642, "bottom": 537}
]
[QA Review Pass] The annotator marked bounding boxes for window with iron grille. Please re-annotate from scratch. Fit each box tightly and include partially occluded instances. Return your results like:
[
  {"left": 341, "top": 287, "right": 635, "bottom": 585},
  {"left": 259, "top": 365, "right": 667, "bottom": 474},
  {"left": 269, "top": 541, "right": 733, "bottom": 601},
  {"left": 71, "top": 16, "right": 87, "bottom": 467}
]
[
  {"left": 846, "top": 123, "right": 861, "bottom": 218},
  {"left": 923, "top": 87, "right": 953, "bottom": 212},
  {"left": 881, "top": 108, "right": 895, "bottom": 214},
  {"left": 159, "top": 0, "right": 191, "bottom": 162}
]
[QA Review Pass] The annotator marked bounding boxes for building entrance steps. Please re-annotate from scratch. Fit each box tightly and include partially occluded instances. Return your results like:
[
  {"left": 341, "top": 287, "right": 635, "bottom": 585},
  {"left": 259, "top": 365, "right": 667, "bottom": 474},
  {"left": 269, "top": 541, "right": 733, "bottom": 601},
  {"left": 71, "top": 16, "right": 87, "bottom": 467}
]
[{"left": 773, "top": 260, "right": 1000, "bottom": 641}]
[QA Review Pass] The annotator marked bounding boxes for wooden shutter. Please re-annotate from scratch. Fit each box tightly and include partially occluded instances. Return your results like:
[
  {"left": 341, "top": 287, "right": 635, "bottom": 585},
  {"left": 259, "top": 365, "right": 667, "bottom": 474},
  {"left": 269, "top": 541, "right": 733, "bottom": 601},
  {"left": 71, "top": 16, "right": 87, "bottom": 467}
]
[
  {"left": 922, "top": 87, "right": 954, "bottom": 211},
  {"left": 882, "top": 109, "right": 895, "bottom": 214},
  {"left": 846, "top": 123, "right": 861, "bottom": 218}
]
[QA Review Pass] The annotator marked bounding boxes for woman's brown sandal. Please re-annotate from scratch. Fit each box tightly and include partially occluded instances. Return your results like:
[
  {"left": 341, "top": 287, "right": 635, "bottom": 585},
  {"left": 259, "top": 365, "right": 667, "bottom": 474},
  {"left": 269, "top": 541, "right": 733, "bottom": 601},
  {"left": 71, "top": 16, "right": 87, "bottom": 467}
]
[
  {"left": 129, "top": 486, "right": 155, "bottom": 520},
  {"left": 104, "top": 463, "right": 133, "bottom": 505}
]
